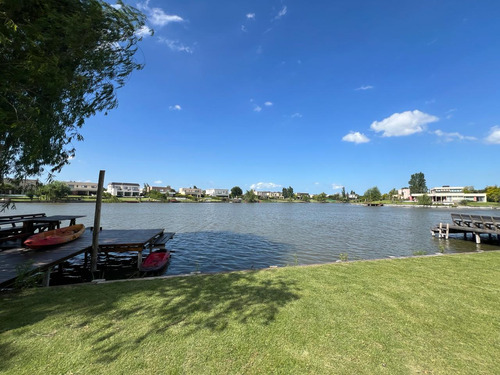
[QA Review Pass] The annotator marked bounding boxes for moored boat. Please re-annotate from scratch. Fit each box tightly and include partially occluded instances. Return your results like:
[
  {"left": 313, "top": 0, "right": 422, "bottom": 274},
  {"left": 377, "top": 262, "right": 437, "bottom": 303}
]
[
  {"left": 139, "top": 249, "right": 171, "bottom": 272},
  {"left": 24, "top": 224, "right": 85, "bottom": 250}
]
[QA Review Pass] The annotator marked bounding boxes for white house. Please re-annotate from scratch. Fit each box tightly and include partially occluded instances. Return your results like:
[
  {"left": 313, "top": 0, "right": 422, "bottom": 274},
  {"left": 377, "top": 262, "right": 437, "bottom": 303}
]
[
  {"left": 205, "top": 189, "right": 230, "bottom": 198},
  {"left": 178, "top": 187, "right": 202, "bottom": 197},
  {"left": 107, "top": 182, "right": 140, "bottom": 197},
  {"left": 397, "top": 188, "right": 411, "bottom": 200},
  {"left": 64, "top": 181, "right": 99, "bottom": 196},
  {"left": 412, "top": 186, "right": 487, "bottom": 204}
]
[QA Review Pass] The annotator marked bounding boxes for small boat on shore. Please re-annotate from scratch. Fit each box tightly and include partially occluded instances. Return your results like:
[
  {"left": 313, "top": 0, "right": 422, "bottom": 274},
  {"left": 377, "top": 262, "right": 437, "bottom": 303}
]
[
  {"left": 24, "top": 224, "right": 85, "bottom": 250},
  {"left": 139, "top": 249, "right": 171, "bottom": 272}
]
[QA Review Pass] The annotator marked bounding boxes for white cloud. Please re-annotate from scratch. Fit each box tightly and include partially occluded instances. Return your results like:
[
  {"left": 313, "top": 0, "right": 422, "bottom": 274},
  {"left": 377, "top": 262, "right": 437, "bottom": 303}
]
[
  {"left": 169, "top": 104, "right": 182, "bottom": 111},
  {"left": 445, "top": 108, "right": 457, "bottom": 120},
  {"left": 355, "top": 85, "right": 374, "bottom": 91},
  {"left": 241, "top": 25, "right": 247, "bottom": 32},
  {"left": 291, "top": 113, "right": 302, "bottom": 118},
  {"left": 110, "top": 4, "right": 122, "bottom": 10},
  {"left": 137, "top": 1, "right": 184, "bottom": 27},
  {"left": 434, "top": 129, "right": 476, "bottom": 142},
  {"left": 135, "top": 25, "right": 152, "bottom": 38},
  {"left": 154, "top": 180, "right": 163, "bottom": 184},
  {"left": 274, "top": 6, "right": 287, "bottom": 20},
  {"left": 485, "top": 126, "right": 500, "bottom": 144},
  {"left": 370, "top": 110, "right": 439, "bottom": 137},
  {"left": 158, "top": 38, "right": 193, "bottom": 53},
  {"left": 264, "top": 101, "right": 273, "bottom": 106},
  {"left": 253, "top": 106, "right": 262, "bottom": 112},
  {"left": 246, "top": 13, "right": 255, "bottom": 19},
  {"left": 342, "top": 131, "right": 370, "bottom": 144},
  {"left": 250, "top": 182, "right": 281, "bottom": 190},
  {"left": 332, "top": 184, "right": 344, "bottom": 190}
]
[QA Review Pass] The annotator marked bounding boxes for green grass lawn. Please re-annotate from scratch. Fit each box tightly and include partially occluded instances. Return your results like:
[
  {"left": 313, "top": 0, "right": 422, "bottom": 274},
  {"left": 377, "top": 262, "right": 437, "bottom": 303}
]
[{"left": 1, "top": 252, "right": 499, "bottom": 374}]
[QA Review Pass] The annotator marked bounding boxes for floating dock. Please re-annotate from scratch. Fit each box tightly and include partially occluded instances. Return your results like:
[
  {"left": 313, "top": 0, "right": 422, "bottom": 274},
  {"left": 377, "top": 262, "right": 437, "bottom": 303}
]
[
  {"left": 0, "top": 228, "right": 174, "bottom": 287},
  {"left": 431, "top": 214, "right": 500, "bottom": 244}
]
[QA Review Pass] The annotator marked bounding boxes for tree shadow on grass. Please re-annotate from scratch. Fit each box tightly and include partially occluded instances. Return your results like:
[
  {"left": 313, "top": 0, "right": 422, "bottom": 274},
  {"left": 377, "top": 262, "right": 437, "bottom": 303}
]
[{"left": 0, "top": 264, "right": 301, "bottom": 370}]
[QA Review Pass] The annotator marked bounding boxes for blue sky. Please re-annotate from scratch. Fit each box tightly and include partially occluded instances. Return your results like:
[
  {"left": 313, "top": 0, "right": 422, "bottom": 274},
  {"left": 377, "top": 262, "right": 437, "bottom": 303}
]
[{"left": 54, "top": 0, "right": 500, "bottom": 194}]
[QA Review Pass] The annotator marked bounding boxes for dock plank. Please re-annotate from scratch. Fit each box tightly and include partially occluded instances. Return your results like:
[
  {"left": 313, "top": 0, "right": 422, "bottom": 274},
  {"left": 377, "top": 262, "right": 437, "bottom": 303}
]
[{"left": 0, "top": 228, "right": 165, "bottom": 286}]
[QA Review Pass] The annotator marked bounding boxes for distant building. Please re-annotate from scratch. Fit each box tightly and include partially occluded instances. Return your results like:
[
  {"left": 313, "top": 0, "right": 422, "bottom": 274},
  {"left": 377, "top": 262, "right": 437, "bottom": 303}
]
[
  {"left": 107, "top": 182, "right": 140, "bottom": 197},
  {"left": 254, "top": 191, "right": 283, "bottom": 199},
  {"left": 64, "top": 181, "right": 99, "bottom": 196},
  {"left": 398, "top": 188, "right": 411, "bottom": 200},
  {"left": 296, "top": 193, "right": 310, "bottom": 200},
  {"left": 2, "top": 178, "right": 40, "bottom": 194},
  {"left": 146, "top": 185, "right": 174, "bottom": 196},
  {"left": 411, "top": 186, "right": 487, "bottom": 204},
  {"left": 178, "top": 187, "right": 202, "bottom": 197},
  {"left": 205, "top": 189, "right": 230, "bottom": 198}
]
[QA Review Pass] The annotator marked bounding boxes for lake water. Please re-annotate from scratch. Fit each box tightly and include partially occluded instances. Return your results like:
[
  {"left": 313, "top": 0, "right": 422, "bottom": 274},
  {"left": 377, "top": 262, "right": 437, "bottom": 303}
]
[{"left": 8, "top": 202, "right": 500, "bottom": 278}]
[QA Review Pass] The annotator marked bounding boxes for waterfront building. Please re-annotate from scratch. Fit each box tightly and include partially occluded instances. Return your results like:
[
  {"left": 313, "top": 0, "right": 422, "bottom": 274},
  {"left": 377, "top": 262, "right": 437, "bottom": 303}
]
[
  {"left": 2, "top": 178, "right": 40, "bottom": 194},
  {"left": 398, "top": 188, "right": 411, "bottom": 200},
  {"left": 107, "top": 182, "right": 140, "bottom": 197},
  {"left": 146, "top": 185, "right": 174, "bottom": 196},
  {"left": 205, "top": 189, "right": 230, "bottom": 198},
  {"left": 178, "top": 187, "right": 202, "bottom": 197},
  {"left": 64, "top": 181, "right": 99, "bottom": 196},
  {"left": 411, "top": 186, "right": 487, "bottom": 204},
  {"left": 296, "top": 193, "right": 310, "bottom": 200}
]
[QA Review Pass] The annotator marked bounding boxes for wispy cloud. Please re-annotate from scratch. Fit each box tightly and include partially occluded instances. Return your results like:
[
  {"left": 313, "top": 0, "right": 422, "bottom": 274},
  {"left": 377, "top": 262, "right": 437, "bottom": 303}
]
[
  {"left": 274, "top": 5, "right": 288, "bottom": 20},
  {"left": 332, "top": 184, "right": 344, "bottom": 190},
  {"left": 169, "top": 104, "right": 182, "bottom": 111},
  {"left": 342, "top": 131, "right": 370, "bottom": 144},
  {"left": 241, "top": 25, "right": 247, "bottom": 32},
  {"left": 250, "top": 182, "right": 282, "bottom": 190},
  {"left": 264, "top": 101, "right": 273, "bottom": 106},
  {"left": 253, "top": 106, "right": 262, "bottom": 112},
  {"left": 445, "top": 108, "right": 457, "bottom": 119},
  {"left": 370, "top": 110, "right": 439, "bottom": 137},
  {"left": 154, "top": 180, "right": 163, "bottom": 184},
  {"left": 485, "top": 126, "right": 500, "bottom": 144},
  {"left": 355, "top": 85, "right": 374, "bottom": 91},
  {"left": 137, "top": 0, "right": 184, "bottom": 27},
  {"left": 291, "top": 112, "right": 302, "bottom": 118},
  {"left": 158, "top": 37, "right": 193, "bottom": 53},
  {"left": 433, "top": 130, "right": 476, "bottom": 142},
  {"left": 246, "top": 13, "right": 255, "bottom": 19}
]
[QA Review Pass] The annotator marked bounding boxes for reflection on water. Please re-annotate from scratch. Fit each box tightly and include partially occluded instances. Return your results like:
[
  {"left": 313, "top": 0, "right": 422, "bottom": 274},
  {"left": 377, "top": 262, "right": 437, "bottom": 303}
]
[{"left": 8, "top": 203, "right": 500, "bottom": 281}]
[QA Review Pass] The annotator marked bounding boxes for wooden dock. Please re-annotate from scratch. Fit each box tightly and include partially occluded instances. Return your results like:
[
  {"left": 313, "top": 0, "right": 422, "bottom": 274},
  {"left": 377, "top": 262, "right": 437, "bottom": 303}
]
[
  {"left": 0, "top": 228, "right": 174, "bottom": 287},
  {"left": 431, "top": 214, "right": 500, "bottom": 244}
]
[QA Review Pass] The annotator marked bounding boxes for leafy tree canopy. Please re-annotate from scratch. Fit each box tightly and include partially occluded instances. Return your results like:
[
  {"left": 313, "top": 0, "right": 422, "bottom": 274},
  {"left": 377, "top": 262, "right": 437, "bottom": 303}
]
[
  {"left": 37, "top": 181, "right": 71, "bottom": 201},
  {"left": 364, "top": 186, "right": 382, "bottom": 202},
  {"left": 314, "top": 192, "right": 327, "bottom": 202},
  {"left": 408, "top": 172, "right": 428, "bottom": 194},
  {"left": 244, "top": 189, "right": 258, "bottom": 203},
  {"left": 0, "top": 0, "right": 148, "bottom": 180},
  {"left": 486, "top": 185, "right": 500, "bottom": 202},
  {"left": 231, "top": 186, "right": 243, "bottom": 198}
]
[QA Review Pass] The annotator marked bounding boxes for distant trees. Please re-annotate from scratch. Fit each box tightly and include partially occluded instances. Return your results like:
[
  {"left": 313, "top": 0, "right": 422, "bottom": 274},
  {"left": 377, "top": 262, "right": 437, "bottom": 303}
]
[
  {"left": 37, "top": 181, "right": 71, "bottom": 201},
  {"left": 231, "top": 186, "right": 243, "bottom": 198},
  {"left": 244, "top": 189, "right": 258, "bottom": 203},
  {"left": 409, "top": 172, "right": 428, "bottom": 194},
  {"left": 417, "top": 194, "right": 433, "bottom": 205},
  {"left": 282, "top": 186, "right": 294, "bottom": 199},
  {"left": 363, "top": 186, "right": 382, "bottom": 202},
  {"left": 486, "top": 186, "right": 500, "bottom": 202},
  {"left": 314, "top": 192, "right": 328, "bottom": 202}
]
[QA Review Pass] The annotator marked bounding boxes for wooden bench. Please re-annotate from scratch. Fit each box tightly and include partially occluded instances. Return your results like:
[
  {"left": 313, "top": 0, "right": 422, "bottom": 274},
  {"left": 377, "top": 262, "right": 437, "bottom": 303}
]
[{"left": 451, "top": 214, "right": 463, "bottom": 226}]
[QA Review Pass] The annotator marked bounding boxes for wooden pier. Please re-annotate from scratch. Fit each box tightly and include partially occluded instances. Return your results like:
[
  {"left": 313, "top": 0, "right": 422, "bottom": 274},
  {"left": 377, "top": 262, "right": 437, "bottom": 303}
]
[
  {"left": 431, "top": 214, "right": 500, "bottom": 244},
  {"left": 0, "top": 228, "right": 174, "bottom": 287}
]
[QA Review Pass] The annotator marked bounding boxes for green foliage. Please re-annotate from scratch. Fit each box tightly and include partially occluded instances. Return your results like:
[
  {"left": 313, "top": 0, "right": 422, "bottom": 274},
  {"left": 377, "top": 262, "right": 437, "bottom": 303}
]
[
  {"left": 486, "top": 185, "right": 500, "bottom": 202},
  {"left": 244, "top": 189, "right": 258, "bottom": 203},
  {"left": 363, "top": 186, "right": 382, "bottom": 202},
  {"left": 230, "top": 186, "right": 243, "bottom": 198},
  {"left": 37, "top": 181, "right": 71, "bottom": 201},
  {"left": 408, "top": 172, "right": 428, "bottom": 194},
  {"left": 314, "top": 192, "right": 327, "bottom": 202},
  {"left": 339, "top": 253, "right": 349, "bottom": 261},
  {"left": 417, "top": 194, "right": 432, "bottom": 206},
  {"left": 147, "top": 190, "right": 166, "bottom": 201},
  {"left": 412, "top": 250, "right": 427, "bottom": 256},
  {"left": 282, "top": 186, "right": 294, "bottom": 199},
  {"left": 0, "top": 0, "right": 148, "bottom": 180}
]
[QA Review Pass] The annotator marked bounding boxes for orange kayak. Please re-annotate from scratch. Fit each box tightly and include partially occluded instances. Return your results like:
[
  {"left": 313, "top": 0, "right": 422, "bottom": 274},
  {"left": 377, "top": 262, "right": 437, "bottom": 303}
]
[{"left": 24, "top": 224, "right": 85, "bottom": 250}]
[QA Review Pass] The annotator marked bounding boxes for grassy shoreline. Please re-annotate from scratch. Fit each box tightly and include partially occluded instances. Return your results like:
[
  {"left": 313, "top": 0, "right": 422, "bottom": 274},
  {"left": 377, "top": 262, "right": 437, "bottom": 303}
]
[{"left": 1, "top": 252, "right": 499, "bottom": 374}]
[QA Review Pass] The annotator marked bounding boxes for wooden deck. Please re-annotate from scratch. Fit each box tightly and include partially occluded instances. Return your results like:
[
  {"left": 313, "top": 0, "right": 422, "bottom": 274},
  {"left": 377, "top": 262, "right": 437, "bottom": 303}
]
[
  {"left": 0, "top": 228, "right": 174, "bottom": 287},
  {"left": 431, "top": 214, "right": 500, "bottom": 244}
]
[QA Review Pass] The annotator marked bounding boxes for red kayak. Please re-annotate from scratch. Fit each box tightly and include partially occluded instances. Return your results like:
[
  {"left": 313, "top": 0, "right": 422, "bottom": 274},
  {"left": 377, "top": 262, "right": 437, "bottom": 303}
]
[
  {"left": 140, "top": 249, "right": 171, "bottom": 272},
  {"left": 24, "top": 224, "right": 85, "bottom": 250}
]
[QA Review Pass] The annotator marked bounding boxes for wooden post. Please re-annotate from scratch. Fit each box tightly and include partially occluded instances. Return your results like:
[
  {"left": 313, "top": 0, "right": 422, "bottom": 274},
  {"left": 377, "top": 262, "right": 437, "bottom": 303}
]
[
  {"left": 91, "top": 170, "right": 105, "bottom": 273},
  {"left": 43, "top": 267, "right": 52, "bottom": 287},
  {"left": 475, "top": 233, "right": 481, "bottom": 244},
  {"left": 445, "top": 223, "right": 449, "bottom": 240}
]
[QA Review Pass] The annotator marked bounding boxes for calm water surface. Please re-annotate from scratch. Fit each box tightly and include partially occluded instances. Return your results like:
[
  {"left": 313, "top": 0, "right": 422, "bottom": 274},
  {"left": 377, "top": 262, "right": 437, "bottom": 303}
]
[{"left": 10, "top": 203, "right": 500, "bottom": 276}]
